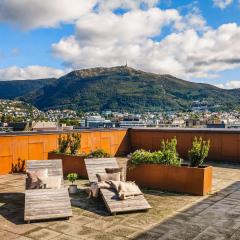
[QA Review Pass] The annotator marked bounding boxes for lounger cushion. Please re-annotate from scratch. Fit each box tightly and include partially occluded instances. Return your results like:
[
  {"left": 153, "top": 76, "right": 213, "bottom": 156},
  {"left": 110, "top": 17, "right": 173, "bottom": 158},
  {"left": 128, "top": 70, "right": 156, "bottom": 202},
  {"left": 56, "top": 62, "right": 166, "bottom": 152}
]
[
  {"left": 96, "top": 172, "right": 121, "bottom": 182},
  {"left": 45, "top": 176, "right": 62, "bottom": 189},
  {"left": 26, "top": 169, "right": 48, "bottom": 189},
  {"left": 105, "top": 167, "right": 125, "bottom": 181}
]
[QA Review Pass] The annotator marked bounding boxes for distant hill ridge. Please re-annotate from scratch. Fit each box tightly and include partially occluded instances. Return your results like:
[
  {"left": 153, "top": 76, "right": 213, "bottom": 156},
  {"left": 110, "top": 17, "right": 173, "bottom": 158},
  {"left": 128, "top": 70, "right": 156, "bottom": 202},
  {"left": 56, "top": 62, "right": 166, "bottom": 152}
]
[
  {"left": 0, "top": 78, "right": 56, "bottom": 99},
  {"left": 0, "top": 66, "right": 239, "bottom": 112}
]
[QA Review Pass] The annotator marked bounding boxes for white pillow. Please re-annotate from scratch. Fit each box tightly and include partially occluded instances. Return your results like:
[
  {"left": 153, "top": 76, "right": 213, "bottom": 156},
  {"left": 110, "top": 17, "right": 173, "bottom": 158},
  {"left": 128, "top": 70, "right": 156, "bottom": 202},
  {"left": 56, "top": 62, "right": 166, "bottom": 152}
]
[{"left": 46, "top": 176, "right": 62, "bottom": 189}]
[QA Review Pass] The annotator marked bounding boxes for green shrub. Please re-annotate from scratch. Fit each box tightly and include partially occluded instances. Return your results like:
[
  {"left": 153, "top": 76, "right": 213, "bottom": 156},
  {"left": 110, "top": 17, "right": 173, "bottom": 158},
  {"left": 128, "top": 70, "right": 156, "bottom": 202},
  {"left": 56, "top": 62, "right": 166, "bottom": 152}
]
[
  {"left": 129, "top": 149, "right": 163, "bottom": 165},
  {"left": 160, "top": 137, "right": 181, "bottom": 166},
  {"left": 57, "top": 133, "right": 81, "bottom": 155},
  {"left": 58, "top": 135, "right": 69, "bottom": 154},
  {"left": 87, "top": 149, "right": 111, "bottom": 158},
  {"left": 188, "top": 137, "right": 210, "bottom": 167},
  {"left": 129, "top": 137, "right": 181, "bottom": 167},
  {"left": 67, "top": 173, "right": 78, "bottom": 185},
  {"left": 69, "top": 133, "right": 81, "bottom": 155}
]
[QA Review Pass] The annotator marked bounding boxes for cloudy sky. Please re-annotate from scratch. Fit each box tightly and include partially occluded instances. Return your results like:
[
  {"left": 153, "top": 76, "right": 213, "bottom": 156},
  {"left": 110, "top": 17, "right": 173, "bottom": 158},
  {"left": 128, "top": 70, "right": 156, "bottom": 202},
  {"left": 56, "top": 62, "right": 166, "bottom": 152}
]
[{"left": 0, "top": 0, "right": 240, "bottom": 89}]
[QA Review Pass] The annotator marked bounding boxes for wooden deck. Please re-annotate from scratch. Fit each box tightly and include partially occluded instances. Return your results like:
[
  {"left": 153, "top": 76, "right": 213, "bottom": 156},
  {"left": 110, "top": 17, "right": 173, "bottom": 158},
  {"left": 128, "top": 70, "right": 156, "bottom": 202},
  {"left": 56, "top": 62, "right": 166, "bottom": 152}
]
[
  {"left": 84, "top": 158, "right": 119, "bottom": 183},
  {"left": 84, "top": 158, "right": 151, "bottom": 215},
  {"left": 24, "top": 160, "right": 72, "bottom": 222},
  {"left": 26, "top": 159, "right": 64, "bottom": 186},
  {"left": 101, "top": 188, "right": 151, "bottom": 214},
  {"left": 24, "top": 188, "right": 72, "bottom": 222}
]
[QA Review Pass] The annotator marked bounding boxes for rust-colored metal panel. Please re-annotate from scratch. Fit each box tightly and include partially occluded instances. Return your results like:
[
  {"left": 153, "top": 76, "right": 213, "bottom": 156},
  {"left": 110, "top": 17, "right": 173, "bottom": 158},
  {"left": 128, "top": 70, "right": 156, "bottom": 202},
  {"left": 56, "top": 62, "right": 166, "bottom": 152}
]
[
  {"left": 1, "top": 128, "right": 239, "bottom": 175},
  {"left": 28, "top": 135, "right": 43, "bottom": 143},
  {"left": 89, "top": 132, "right": 101, "bottom": 150},
  {"left": 43, "top": 134, "right": 58, "bottom": 153},
  {"left": 12, "top": 136, "right": 28, "bottom": 164},
  {"left": 222, "top": 134, "right": 238, "bottom": 159},
  {"left": 207, "top": 133, "right": 222, "bottom": 161},
  {"left": 127, "top": 164, "right": 213, "bottom": 196},
  {"left": 81, "top": 132, "right": 89, "bottom": 149},
  {"left": 0, "top": 156, "right": 12, "bottom": 174},
  {"left": 0, "top": 137, "right": 12, "bottom": 157},
  {"left": 130, "top": 129, "right": 240, "bottom": 163},
  {"left": 48, "top": 152, "right": 87, "bottom": 178},
  {"left": 28, "top": 143, "right": 44, "bottom": 160},
  {"left": 101, "top": 138, "right": 111, "bottom": 154}
]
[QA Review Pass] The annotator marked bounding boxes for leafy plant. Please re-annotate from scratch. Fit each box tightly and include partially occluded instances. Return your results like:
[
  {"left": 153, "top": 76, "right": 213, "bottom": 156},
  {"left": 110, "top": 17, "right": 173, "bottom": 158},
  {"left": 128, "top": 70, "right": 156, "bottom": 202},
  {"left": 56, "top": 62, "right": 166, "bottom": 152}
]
[
  {"left": 58, "top": 135, "right": 69, "bottom": 154},
  {"left": 69, "top": 133, "right": 81, "bottom": 155},
  {"left": 67, "top": 173, "right": 78, "bottom": 185},
  {"left": 188, "top": 137, "right": 210, "bottom": 167},
  {"left": 11, "top": 158, "right": 25, "bottom": 173},
  {"left": 160, "top": 137, "right": 181, "bottom": 167},
  {"left": 129, "top": 137, "right": 181, "bottom": 167},
  {"left": 129, "top": 149, "right": 163, "bottom": 165},
  {"left": 87, "top": 149, "right": 111, "bottom": 158}
]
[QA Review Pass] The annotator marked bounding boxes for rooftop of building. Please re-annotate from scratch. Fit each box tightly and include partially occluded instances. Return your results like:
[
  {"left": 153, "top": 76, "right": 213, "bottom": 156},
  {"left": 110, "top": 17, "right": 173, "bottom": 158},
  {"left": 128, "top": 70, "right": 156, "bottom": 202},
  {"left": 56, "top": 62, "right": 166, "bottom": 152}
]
[{"left": 0, "top": 161, "right": 239, "bottom": 240}]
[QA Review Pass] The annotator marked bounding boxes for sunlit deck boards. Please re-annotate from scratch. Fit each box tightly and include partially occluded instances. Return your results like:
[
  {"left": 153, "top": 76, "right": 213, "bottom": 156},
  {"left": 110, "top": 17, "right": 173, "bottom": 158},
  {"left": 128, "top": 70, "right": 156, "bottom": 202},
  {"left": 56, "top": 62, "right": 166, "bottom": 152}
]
[
  {"left": 24, "top": 159, "right": 72, "bottom": 223},
  {"left": 24, "top": 188, "right": 72, "bottom": 222},
  {"left": 100, "top": 188, "right": 151, "bottom": 214},
  {"left": 84, "top": 157, "right": 151, "bottom": 215},
  {"left": 26, "top": 159, "right": 64, "bottom": 183},
  {"left": 85, "top": 158, "right": 119, "bottom": 183}
]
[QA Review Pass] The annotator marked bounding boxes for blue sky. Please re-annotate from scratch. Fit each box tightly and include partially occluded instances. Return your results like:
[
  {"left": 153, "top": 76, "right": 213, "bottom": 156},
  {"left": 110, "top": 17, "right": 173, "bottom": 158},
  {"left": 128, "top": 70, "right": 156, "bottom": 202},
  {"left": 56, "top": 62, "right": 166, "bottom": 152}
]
[{"left": 0, "top": 0, "right": 240, "bottom": 88}]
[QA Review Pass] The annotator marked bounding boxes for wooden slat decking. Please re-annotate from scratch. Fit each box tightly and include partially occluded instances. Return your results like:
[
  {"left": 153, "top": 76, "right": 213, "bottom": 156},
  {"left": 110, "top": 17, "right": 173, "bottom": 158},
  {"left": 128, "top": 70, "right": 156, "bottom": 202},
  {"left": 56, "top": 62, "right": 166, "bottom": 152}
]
[
  {"left": 84, "top": 158, "right": 151, "bottom": 214},
  {"left": 24, "top": 159, "right": 72, "bottom": 222},
  {"left": 84, "top": 158, "right": 118, "bottom": 183},
  {"left": 24, "top": 188, "right": 72, "bottom": 221},
  {"left": 100, "top": 188, "right": 151, "bottom": 214},
  {"left": 26, "top": 159, "right": 64, "bottom": 185}
]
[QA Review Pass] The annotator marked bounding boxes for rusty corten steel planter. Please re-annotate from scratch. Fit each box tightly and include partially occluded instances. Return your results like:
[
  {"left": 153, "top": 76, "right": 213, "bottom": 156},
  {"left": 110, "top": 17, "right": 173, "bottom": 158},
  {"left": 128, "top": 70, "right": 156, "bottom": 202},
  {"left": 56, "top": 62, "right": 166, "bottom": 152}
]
[
  {"left": 48, "top": 152, "right": 88, "bottom": 178},
  {"left": 127, "top": 164, "right": 212, "bottom": 196}
]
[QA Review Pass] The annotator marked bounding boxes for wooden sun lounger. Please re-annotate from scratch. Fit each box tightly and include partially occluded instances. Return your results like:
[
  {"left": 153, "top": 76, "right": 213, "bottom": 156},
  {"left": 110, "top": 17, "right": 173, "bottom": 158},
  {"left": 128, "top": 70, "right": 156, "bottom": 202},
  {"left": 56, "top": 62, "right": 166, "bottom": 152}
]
[
  {"left": 84, "top": 158, "right": 151, "bottom": 215},
  {"left": 24, "top": 160, "right": 72, "bottom": 223}
]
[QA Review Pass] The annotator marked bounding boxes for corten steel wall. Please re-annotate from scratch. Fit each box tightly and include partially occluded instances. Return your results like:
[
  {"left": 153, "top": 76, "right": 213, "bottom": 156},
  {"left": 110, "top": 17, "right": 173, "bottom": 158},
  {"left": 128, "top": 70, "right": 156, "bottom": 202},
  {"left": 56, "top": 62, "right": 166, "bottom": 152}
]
[
  {"left": 0, "top": 129, "right": 129, "bottom": 174},
  {"left": 130, "top": 128, "right": 240, "bottom": 163},
  {"left": 1, "top": 127, "right": 240, "bottom": 175}
]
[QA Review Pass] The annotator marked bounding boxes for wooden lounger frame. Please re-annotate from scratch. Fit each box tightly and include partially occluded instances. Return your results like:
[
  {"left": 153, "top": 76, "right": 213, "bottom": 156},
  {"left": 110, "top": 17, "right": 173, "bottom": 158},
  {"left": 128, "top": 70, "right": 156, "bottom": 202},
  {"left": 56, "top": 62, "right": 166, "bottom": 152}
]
[
  {"left": 24, "top": 159, "right": 72, "bottom": 223},
  {"left": 84, "top": 158, "right": 151, "bottom": 215}
]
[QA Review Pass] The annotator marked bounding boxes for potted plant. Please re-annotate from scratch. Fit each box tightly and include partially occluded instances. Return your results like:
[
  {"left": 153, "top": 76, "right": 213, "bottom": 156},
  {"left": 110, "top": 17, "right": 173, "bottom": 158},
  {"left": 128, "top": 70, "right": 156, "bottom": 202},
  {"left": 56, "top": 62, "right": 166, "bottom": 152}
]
[
  {"left": 188, "top": 137, "right": 210, "bottom": 167},
  {"left": 67, "top": 173, "right": 78, "bottom": 194}
]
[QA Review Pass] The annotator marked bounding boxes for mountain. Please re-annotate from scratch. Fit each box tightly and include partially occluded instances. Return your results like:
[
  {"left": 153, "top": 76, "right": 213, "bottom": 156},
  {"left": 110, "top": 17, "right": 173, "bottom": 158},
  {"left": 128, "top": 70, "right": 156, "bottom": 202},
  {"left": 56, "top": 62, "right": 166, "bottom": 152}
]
[
  {"left": 0, "top": 78, "right": 56, "bottom": 99},
  {"left": 1, "top": 66, "right": 240, "bottom": 112}
]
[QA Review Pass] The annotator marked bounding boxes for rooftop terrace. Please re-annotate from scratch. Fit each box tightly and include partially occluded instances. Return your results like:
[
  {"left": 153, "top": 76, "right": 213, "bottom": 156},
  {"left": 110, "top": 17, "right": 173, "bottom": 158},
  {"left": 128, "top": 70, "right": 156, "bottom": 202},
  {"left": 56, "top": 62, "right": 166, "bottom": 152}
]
[
  {"left": 0, "top": 161, "right": 239, "bottom": 240},
  {"left": 0, "top": 128, "right": 240, "bottom": 239}
]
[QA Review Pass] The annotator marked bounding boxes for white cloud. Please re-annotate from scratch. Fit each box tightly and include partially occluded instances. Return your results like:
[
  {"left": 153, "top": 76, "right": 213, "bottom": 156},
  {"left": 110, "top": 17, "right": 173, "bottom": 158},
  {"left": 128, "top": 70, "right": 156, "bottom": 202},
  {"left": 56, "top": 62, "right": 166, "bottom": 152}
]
[
  {"left": 216, "top": 80, "right": 240, "bottom": 89},
  {"left": 0, "top": 66, "right": 66, "bottom": 80},
  {"left": 52, "top": 8, "right": 181, "bottom": 68},
  {"left": 175, "top": 6, "right": 209, "bottom": 32},
  {"left": 1, "top": 0, "right": 240, "bottom": 83},
  {"left": 0, "top": 0, "right": 162, "bottom": 29},
  {"left": 0, "top": 0, "right": 96, "bottom": 29},
  {"left": 76, "top": 8, "right": 180, "bottom": 45},
  {"left": 213, "top": 0, "right": 233, "bottom": 9},
  {"left": 52, "top": 3, "right": 240, "bottom": 79}
]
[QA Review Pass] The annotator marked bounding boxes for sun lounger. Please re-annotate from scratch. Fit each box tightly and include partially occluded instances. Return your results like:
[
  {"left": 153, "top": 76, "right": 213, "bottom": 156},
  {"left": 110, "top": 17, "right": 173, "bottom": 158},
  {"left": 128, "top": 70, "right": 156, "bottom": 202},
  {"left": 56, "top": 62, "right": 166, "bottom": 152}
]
[
  {"left": 84, "top": 158, "right": 151, "bottom": 215},
  {"left": 24, "top": 160, "right": 72, "bottom": 223}
]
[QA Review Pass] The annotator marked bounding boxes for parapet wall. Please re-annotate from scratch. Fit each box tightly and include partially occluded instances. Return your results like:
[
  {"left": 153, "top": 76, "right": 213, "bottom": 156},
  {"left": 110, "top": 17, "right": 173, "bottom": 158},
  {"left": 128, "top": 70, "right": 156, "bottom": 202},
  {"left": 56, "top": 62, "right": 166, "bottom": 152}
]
[
  {"left": 0, "top": 128, "right": 239, "bottom": 174},
  {"left": 130, "top": 128, "right": 240, "bottom": 163},
  {"left": 0, "top": 129, "right": 130, "bottom": 174}
]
